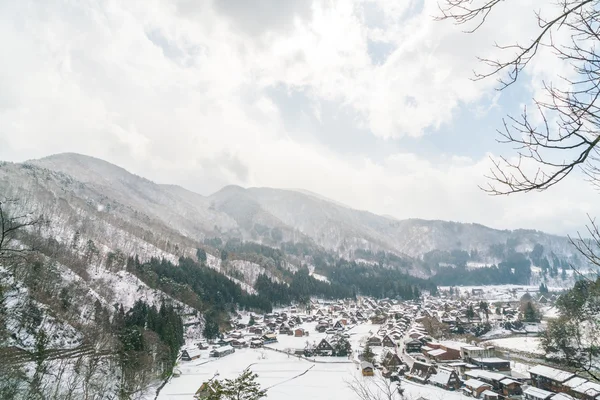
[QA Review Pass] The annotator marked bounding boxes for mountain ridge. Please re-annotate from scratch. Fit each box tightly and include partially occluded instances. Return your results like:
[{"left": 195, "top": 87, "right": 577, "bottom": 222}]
[{"left": 12, "top": 152, "right": 578, "bottom": 263}]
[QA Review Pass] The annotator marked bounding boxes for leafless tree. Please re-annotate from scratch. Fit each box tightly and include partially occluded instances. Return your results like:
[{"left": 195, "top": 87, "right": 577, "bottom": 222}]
[
  {"left": 0, "top": 198, "right": 41, "bottom": 264},
  {"left": 347, "top": 374, "right": 405, "bottom": 400},
  {"left": 438, "top": 1, "right": 600, "bottom": 379},
  {"left": 438, "top": 0, "right": 600, "bottom": 274}
]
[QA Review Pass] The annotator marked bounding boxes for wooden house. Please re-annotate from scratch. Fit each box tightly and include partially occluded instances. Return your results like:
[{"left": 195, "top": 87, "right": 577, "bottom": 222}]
[
  {"left": 315, "top": 339, "right": 335, "bottom": 356},
  {"left": 429, "top": 367, "right": 461, "bottom": 390},
  {"left": 181, "top": 347, "right": 202, "bottom": 361},
  {"left": 262, "top": 333, "right": 278, "bottom": 344},
  {"left": 361, "top": 361, "right": 375, "bottom": 376},
  {"left": 294, "top": 328, "right": 308, "bottom": 337},
  {"left": 405, "top": 339, "right": 422, "bottom": 353},
  {"left": 381, "top": 350, "right": 403, "bottom": 369},
  {"left": 382, "top": 335, "right": 396, "bottom": 348},
  {"left": 464, "top": 379, "right": 493, "bottom": 398},
  {"left": 499, "top": 377, "right": 523, "bottom": 397},
  {"left": 529, "top": 365, "right": 575, "bottom": 393},
  {"left": 569, "top": 380, "right": 600, "bottom": 400},
  {"left": 523, "top": 386, "right": 554, "bottom": 400},
  {"left": 481, "top": 390, "right": 500, "bottom": 400},
  {"left": 194, "top": 382, "right": 216, "bottom": 399},
  {"left": 209, "top": 346, "right": 235, "bottom": 358},
  {"left": 472, "top": 357, "right": 511, "bottom": 371},
  {"left": 406, "top": 361, "right": 436, "bottom": 384},
  {"left": 367, "top": 336, "right": 383, "bottom": 347}
]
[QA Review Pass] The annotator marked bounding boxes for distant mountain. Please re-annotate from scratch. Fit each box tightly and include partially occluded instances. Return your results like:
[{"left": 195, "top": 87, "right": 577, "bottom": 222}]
[{"left": 10, "top": 153, "right": 578, "bottom": 265}]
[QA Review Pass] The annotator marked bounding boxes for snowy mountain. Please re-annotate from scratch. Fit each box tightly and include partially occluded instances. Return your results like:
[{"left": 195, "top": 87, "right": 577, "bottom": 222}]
[{"left": 9, "top": 152, "right": 579, "bottom": 265}]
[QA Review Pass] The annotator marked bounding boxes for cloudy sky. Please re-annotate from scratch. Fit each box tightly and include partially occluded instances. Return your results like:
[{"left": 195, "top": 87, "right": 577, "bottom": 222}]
[{"left": 0, "top": 0, "right": 597, "bottom": 235}]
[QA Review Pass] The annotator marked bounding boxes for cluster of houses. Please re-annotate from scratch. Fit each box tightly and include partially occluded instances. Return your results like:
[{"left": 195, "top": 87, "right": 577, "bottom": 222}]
[{"left": 403, "top": 338, "right": 600, "bottom": 399}]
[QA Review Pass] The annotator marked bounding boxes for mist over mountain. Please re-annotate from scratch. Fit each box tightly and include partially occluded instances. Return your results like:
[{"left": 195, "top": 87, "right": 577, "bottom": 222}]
[{"left": 10, "top": 152, "right": 576, "bottom": 264}]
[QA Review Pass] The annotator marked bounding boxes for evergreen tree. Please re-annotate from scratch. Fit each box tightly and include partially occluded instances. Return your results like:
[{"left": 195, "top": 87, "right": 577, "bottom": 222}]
[
  {"left": 539, "top": 283, "right": 549, "bottom": 294},
  {"left": 206, "top": 370, "right": 267, "bottom": 400},
  {"left": 203, "top": 312, "right": 220, "bottom": 340},
  {"left": 561, "top": 267, "right": 567, "bottom": 281},
  {"left": 248, "top": 315, "right": 256, "bottom": 326},
  {"left": 334, "top": 338, "right": 352, "bottom": 357},
  {"left": 196, "top": 248, "right": 207, "bottom": 263},
  {"left": 479, "top": 301, "right": 489, "bottom": 321},
  {"left": 466, "top": 304, "right": 475, "bottom": 322},
  {"left": 362, "top": 344, "right": 375, "bottom": 363},
  {"left": 523, "top": 301, "right": 539, "bottom": 322}
]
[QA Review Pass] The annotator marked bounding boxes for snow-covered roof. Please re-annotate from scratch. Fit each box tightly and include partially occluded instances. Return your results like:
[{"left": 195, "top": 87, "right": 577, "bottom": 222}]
[
  {"left": 427, "top": 348, "right": 447, "bottom": 357},
  {"left": 529, "top": 365, "right": 575, "bottom": 382},
  {"left": 464, "top": 379, "right": 490, "bottom": 390},
  {"left": 499, "top": 378, "right": 519, "bottom": 386},
  {"left": 481, "top": 390, "right": 498, "bottom": 398},
  {"left": 551, "top": 393, "right": 575, "bottom": 400},
  {"left": 564, "top": 376, "right": 588, "bottom": 388},
  {"left": 439, "top": 341, "right": 464, "bottom": 351},
  {"left": 523, "top": 386, "right": 553, "bottom": 399},
  {"left": 473, "top": 357, "right": 509, "bottom": 364},
  {"left": 572, "top": 381, "right": 600, "bottom": 397},
  {"left": 429, "top": 369, "right": 454, "bottom": 385},
  {"left": 466, "top": 369, "right": 507, "bottom": 382}
]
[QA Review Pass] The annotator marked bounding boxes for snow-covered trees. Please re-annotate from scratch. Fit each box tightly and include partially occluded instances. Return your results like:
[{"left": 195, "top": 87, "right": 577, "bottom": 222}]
[{"left": 204, "top": 369, "right": 267, "bottom": 400}]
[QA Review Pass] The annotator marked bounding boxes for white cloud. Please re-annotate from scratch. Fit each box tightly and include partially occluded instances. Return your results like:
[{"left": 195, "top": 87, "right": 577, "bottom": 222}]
[{"left": 0, "top": 0, "right": 596, "bottom": 235}]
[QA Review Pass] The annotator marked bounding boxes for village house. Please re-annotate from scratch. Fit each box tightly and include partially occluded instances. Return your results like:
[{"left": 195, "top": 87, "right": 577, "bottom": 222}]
[
  {"left": 381, "top": 349, "right": 403, "bottom": 370},
  {"left": 361, "top": 361, "right": 375, "bottom": 376},
  {"left": 472, "top": 357, "right": 511, "bottom": 372},
  {"left": 482, "top": 390, "right": 500, "bottom": 400},
  {"left": 406, "top": 361, "right": 436, "bottom": 384},
  {"left": 529, "top": 365, "right": 576, "bottom": 393},
  {"left": 382, "top": 334, "right": 396, "bottom": 348},
  {"left": 447, "top": 361, "right": 479, "bottom": 379},
  {"left": 181, "top": 347, "right": 202, "bottom": 361},
  {"left": 466, "top": 370, "right": 509, "bottom": 392},
  {"left": 367, "top": 335, "right": 383, "bottom": 347},
  {"left": 405, "top": 339, "right": 422, "bottom": 353},
  {"left": 464, "top": 379, "right": 493, "bottom": 398},
  {"left": 194, "top": 382, "right": 217, "bottom": 399},
  {"left": 568, "top": 380, "right": 600, "bottom": 400},
  {"left": 499, "top": 377, "right": 523, "bottom": 397},
  {"left": 262, "top": 333, "right": 278, "bottom": 344},
  {"left": 429, "top": 367, "right": 461, "bottom": 391},
  {"left": 523, "top": 386, "right": 554, "bottom": 400},
  {"left": 461, "top": 345, "right": 496, "bottom": 362},
  {"left": 294, "top": 328, "right": 308, "bottom": 337},
  {"left": 315, "top": 338, "right": 334, "bottom": 356},
  {"left": 210, "top": 346, "right": 235, "bottom": 358},
  {"left": 551, "top": 394, "right": 577, "bottom": 400}
]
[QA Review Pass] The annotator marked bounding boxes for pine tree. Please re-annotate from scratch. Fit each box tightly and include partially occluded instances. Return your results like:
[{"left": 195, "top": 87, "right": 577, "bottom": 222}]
[
  {"left": 196, "top": 248, "right": 207, "bottom": 263},
  {"left": 466, "top": 304, "right": 475, "bottom": 321},
  {"left": 248, "top": 315, "right": 256, "bottom": 326},
  {"left": 523, "top": 302, "right": 538, "bottom": 322},
  {"left": 206, "top": 369, "right": 266, "bottom": 400},
  {"left": 203, "top": 313, "right": 220, "bottom": 340},
  {"left": 362, "top": 344, "right": 375, "bottom": 363}
]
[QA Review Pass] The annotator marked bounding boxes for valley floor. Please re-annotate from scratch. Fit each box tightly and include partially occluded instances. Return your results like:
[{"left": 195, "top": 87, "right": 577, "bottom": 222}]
[{"left": 155, "top": 320, "right": 471, "bottom": 400}]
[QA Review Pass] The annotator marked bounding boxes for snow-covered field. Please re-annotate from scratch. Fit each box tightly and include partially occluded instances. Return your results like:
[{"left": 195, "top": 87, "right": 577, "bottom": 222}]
[
  {"left": 155, "top": 319, "right": 474, "bottom": 400},
  {"left": 484, "top": 336, "right": 544, "bottom": 355},
  {"left": 156, "top": 348, "right": 471, "bottom": 400},
  {"left": 439, "top": 284, "right": 560, "bottom": 302}
]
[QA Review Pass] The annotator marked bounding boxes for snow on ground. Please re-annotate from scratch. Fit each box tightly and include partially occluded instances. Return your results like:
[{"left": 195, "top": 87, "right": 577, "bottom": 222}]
[
  {"left": 157, "top": 346, "right": 471, "bottom": 400},
  {"left": 540, "top": 306, "right": 560, "bottom": 319},
  {"left": 483, "top": 336, "right": 544, "bottom": 355},
  {"left": 310, "top": 272, "right": 330, "bottom": 283},
  {"left": 438, "top": 284, "right": 555, "bottom": 302}
]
